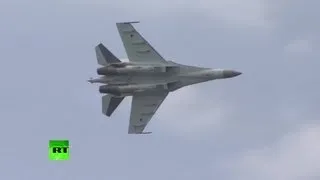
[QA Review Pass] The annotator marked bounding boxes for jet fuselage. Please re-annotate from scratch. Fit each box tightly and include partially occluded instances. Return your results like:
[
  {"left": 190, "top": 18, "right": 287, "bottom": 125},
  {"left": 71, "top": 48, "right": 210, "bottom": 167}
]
[{"left": 89, "top": 61, "right": 241, "bottom": 97}]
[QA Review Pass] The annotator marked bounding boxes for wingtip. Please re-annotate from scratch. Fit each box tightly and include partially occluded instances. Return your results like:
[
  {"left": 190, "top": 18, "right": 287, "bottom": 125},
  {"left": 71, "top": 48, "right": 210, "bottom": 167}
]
[
  {"left": 143, "top": 132, "right": 152, "bottom": 134},
  {"left": 117, "top": 21, "right": 140, "bottom": 24},
  {"left": 128, "top": 131, "right": 152, "bottom": 135}
]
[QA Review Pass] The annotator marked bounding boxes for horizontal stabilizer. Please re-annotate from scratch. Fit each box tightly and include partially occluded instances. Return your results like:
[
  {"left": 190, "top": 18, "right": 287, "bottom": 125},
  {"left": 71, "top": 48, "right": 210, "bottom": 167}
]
[
  {"left": 95, "top": 43, "right": 121, "bottom": 66},
  {"left": 102, "top": 95, "right": 124, "bottom": 117}
]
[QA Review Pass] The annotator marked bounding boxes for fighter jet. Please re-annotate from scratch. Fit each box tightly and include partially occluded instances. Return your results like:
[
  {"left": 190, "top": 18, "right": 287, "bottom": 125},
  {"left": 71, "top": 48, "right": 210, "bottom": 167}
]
[{"left": 89, "top": 21, "right": 241, "bottom": 134}]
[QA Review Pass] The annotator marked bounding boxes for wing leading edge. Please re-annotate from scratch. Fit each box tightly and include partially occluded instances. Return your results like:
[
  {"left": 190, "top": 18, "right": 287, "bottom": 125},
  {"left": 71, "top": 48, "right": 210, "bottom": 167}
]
[
  {"left": 116, "top": 22, "right": 167, "bottom": 64},
  {"left": 128, "top": 91, "right": 168, "bottom": 134}
]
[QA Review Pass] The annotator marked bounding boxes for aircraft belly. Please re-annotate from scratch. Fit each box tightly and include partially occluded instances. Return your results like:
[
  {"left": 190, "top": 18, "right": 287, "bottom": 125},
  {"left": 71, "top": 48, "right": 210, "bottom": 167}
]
[
  {"left": 106, "top": 76, "right": 131, "bottom": 84},
  {"left": 128, "top": 76, "right": 168, "bottom": 84},
  {"left": 106, "top": 73, "right": 177, "bottom": 85}
]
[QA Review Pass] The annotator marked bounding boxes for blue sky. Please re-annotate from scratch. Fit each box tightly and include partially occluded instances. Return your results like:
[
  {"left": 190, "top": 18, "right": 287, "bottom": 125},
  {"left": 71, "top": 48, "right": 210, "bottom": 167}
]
[{"left": 1, "top": 0, "right": 319, "bottom": 179}]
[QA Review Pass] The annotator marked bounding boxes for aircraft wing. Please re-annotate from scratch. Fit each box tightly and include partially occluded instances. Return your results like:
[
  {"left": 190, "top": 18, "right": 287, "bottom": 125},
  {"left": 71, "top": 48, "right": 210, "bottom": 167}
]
[
  {"left": 128, "top": 90, "right": 168, "bottom": 134},
  {"left": 116, "top": 22, "right": 167, "bottom": 64}
]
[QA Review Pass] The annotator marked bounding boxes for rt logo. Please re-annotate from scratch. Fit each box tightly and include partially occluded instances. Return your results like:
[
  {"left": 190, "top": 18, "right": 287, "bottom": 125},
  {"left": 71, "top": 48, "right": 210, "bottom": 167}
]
[{"left": 49, "top": 140, "right": 70, "bottom": 161}]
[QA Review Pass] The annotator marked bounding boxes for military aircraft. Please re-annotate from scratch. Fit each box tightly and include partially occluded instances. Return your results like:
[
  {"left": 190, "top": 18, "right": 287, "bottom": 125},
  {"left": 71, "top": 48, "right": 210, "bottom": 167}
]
[{"left": 89, "top": 21, "right": 241, "bottom": 134}]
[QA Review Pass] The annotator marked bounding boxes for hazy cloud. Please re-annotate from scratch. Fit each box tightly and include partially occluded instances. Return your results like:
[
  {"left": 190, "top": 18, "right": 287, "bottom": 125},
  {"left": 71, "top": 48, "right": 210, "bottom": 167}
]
[
  {"left": 156, "top": 86, "right": 226, "bottom": 138},
  {"left": 63, "top": 0, "right": 271, "bottom": 28},
  {"left": 221, "top": 124, "right": 320, "bottom": 180},
  {"left": 284, "top": 38, "right": 313, "bottom": 54}
]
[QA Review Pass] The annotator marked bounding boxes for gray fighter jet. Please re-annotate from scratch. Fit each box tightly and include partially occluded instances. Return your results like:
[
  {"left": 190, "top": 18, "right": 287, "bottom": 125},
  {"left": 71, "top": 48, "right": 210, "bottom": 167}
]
[{"left": 89, "top": 21, "right": 241, "bottom": 134}]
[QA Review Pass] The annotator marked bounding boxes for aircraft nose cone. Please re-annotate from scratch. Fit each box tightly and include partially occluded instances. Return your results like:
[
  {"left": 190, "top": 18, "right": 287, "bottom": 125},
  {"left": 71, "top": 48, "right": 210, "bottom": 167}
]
[{"left": 223, "top": 70, "right": 242, "bottom": 78}]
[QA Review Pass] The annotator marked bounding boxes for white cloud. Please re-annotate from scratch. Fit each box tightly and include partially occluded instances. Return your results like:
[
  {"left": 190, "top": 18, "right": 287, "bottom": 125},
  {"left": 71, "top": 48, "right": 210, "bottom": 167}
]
[
  {"left": 155, "top": 86, "right": 228, "bottom": 138},
  {"left": 193, "top": 0, "right": 271, "bottom": 28},
  {"left": 221, "top": 124, "right": 320, "bottom": 180},
  {"left": 63, "top": 0, "right": 271, "bottom": 28},
  {"left": 284, "top": 38, "right": 313, "bottom": 54}
]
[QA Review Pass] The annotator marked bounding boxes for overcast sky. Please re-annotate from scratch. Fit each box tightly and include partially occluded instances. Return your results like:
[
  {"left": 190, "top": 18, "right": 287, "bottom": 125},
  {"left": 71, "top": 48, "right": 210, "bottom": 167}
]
[{"left": 1, "top": 0, "right": 319, "bottom": 179}]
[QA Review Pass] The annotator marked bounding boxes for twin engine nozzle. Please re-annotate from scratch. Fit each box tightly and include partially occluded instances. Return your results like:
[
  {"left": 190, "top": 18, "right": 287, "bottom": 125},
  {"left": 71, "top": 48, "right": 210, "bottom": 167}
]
[{"left": 99, "top": 85, "right": 121, "bottom": 96}]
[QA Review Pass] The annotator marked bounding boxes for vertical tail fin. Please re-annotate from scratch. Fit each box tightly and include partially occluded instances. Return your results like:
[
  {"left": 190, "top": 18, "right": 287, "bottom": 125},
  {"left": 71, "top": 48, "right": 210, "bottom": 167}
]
[
  {"left": 102, "top": 94, "right": 124, "bottom": 117},
  {"left": 95, "top": 43, "right": 121, "bottom": 66}
]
